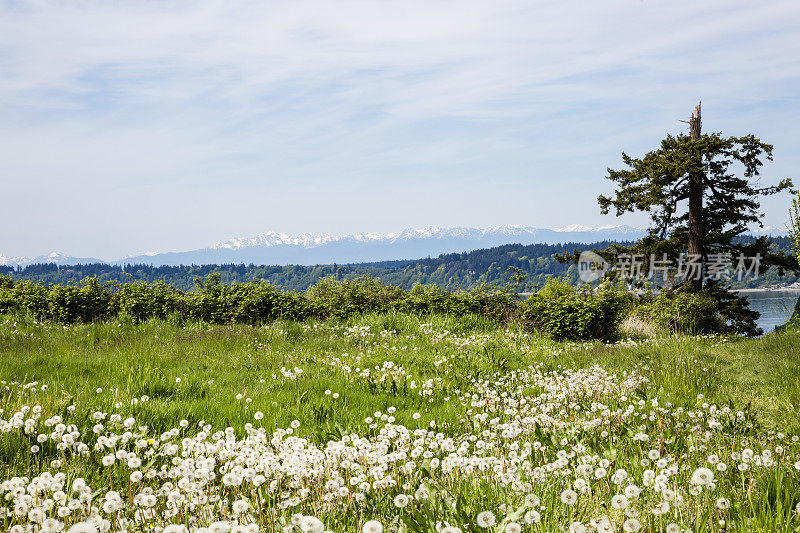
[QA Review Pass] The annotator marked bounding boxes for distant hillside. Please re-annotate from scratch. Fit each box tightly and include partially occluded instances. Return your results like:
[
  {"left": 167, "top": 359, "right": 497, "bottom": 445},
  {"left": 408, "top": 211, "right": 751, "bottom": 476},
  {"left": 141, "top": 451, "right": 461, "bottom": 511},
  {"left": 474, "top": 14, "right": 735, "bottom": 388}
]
[
  {"left": 115, "top": 225, "right": 647, "bottom": 267},
  {"left": 1, "top": 225, "right": 649, "bottom": 268},
  {"left": 2, "top": 237, "right": 796, "bottom": 291}
]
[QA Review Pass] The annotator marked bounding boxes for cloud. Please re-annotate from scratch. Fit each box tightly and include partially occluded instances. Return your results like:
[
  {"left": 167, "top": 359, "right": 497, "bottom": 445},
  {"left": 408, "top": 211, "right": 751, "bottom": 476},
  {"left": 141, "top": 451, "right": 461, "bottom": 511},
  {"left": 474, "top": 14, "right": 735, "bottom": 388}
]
[
  {"left": 1, "top": 0, "right": 799, "bottom": 258},
  {"left": 3, "top": 1, "right": 796, "bottom": 116}
]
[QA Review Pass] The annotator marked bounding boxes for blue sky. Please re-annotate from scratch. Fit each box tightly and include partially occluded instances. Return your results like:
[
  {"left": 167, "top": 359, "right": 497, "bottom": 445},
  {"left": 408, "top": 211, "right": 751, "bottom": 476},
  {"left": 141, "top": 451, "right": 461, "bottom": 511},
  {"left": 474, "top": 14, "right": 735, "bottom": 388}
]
[{"left": 1, "top": 0, "right": 799, "bottom": 260}]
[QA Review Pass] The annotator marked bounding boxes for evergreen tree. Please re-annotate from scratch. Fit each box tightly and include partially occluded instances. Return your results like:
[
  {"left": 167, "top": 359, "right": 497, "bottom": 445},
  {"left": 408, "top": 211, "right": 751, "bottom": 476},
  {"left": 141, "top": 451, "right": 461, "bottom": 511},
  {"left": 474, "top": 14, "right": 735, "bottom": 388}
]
[{"left": 564, "top": 110, "right": 796, "bottom": 335}]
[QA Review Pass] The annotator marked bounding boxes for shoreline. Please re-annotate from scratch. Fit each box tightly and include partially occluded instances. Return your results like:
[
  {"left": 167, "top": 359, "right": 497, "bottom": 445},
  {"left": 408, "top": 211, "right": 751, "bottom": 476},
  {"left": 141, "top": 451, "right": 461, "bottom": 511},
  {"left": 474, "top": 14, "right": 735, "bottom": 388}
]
[
  {"left": 735, "top": 287, "right": 800, "bottom": 293},
  {"left": 520, "top": 288, "right": 800, "bottom": 296}
]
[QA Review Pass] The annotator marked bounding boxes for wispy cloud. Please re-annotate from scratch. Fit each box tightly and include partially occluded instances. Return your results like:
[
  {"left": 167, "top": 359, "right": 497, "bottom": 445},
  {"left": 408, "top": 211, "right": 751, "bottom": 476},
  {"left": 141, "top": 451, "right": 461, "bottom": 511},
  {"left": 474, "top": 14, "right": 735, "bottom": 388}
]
[{"left": 1, "top": 0, "right": 799, "bottom": 258}]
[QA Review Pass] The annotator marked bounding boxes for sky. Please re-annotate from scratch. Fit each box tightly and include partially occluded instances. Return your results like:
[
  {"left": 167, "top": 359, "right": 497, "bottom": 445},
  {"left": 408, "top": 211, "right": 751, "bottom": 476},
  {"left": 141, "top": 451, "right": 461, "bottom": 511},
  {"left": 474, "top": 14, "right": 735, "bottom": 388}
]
[{"left": 1, "top": 0, "right": 799, "bottom": 260}]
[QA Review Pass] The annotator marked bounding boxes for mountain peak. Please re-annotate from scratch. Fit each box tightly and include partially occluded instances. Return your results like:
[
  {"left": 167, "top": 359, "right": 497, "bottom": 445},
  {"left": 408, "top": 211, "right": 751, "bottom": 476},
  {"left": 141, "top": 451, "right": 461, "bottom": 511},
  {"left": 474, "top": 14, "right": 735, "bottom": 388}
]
[
  {"left": 7, "top": 223, "right": 786, "bottom": 269},
  {"left": 119, "top": 224, "right": 649, "bottom": 266}
]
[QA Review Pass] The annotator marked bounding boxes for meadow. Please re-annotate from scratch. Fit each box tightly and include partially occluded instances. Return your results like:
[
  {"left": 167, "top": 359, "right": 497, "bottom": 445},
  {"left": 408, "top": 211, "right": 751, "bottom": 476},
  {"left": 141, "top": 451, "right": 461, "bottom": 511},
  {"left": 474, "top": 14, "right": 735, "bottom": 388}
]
[{"left": 0, "top": 312, "right": 799, "bottom": 532}]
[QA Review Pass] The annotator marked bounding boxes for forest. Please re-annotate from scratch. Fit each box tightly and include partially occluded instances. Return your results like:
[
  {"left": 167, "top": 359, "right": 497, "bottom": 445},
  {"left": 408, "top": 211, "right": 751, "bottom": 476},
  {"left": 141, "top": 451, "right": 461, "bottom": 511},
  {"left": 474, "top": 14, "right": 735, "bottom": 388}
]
[{"left": 3, "top": 237, "right": 795, "bottom": 292}]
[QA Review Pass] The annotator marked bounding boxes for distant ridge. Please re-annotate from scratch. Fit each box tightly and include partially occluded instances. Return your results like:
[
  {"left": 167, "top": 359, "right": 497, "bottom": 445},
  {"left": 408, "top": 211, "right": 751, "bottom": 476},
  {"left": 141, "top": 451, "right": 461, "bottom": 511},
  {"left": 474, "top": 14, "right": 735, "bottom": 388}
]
[
  {"left": 0, "top": 251, "right": 105, "bottom": 269},
  {"left": 117, "top": 225, "right": 647, "bottom": 267},
  {"left": 1, "top": 224, "right": 787, "bottom": 268},
  {"left": 208, "top": 224, "right": 644, "bottom": 251}
]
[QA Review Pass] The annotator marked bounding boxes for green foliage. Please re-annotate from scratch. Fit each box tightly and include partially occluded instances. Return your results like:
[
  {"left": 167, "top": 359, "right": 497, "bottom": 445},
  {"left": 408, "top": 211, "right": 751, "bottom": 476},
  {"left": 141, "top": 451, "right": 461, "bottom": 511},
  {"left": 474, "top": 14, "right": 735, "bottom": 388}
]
[
  {"left": 404, "top": 282, "right": 515, "bottom": 322},
  {"left": 0, "top": 275, "right": 14, "bottom": 314},
  {"left": 0, "top": 274, "right": 519, "bottom": 332},
  {"left": 777, "top": 295, "right": 800, "bottom": 333},
  {"left": 520, "top": 279, "right": 632, "bottom": 340},
  {"left": 0, "top": 272, "right": 784, "bottom": 339},
  {"left": 48, "top": 277, "right": 113, "bottom": 323},
  {"left": 561, "top": 129, "right": 798, "bottom": 336},
  {"left": 789, "top": 192, "right": 800, "bottom": 259},
  {"left": 632, "top": 288, "right": 723, "bottom": 335},
  {"left": 5, "top": 237, "right": 800, "bottom": 293},
  {"left": 2, "top": 313, "right": 800, "bottom": 531},
  {"left": 599, "top": 133, "right": 792, "bottom": 235},
  {"left": 0, "top": 241, "right": 627, "bottom": 291},
  {"left": 306, "top": 276, "right": 406, "bottom": 318},
  {"left": 116, "top": 280, "right": 186, "bottom": 322},
  {"left": 1, "top": 279, "right": 50, "bottom": 319},
  {"left": 0, "top": 277, "right": 114, "bottom": 322},
  {"left": 777, "top": 195, "right": 800, "bottom": 331}
]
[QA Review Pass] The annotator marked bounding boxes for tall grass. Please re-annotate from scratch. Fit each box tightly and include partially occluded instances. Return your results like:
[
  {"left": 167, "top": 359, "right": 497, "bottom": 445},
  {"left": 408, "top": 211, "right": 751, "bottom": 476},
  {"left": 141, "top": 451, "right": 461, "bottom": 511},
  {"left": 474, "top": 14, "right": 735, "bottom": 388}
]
[{"left": 0, "top": 313, "right": 799, "bottom": 531}]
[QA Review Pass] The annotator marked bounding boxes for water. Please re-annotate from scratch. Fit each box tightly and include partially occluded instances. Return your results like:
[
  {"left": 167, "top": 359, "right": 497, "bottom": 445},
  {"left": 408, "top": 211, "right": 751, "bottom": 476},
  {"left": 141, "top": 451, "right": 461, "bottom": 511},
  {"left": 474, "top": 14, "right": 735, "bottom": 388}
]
[{"left": 740, "top": 290, "right": 799, "bottom": 332}]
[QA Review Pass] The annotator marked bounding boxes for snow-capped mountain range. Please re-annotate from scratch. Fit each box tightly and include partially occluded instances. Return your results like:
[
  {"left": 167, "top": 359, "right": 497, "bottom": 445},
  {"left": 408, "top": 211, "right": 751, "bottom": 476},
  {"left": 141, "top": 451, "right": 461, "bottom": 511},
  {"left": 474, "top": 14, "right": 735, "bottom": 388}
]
[
  {"left": 209, "top": 225, "right": 642, "bottom": 251},
  {"left": 0, "top": 224, "right": 787, "bottom": 268},
  {"left": 0, "top": 251, "right": 107, "bottom": 268},
  {"left": 118, "top": 225, "right": 647, "bottom": 266}
]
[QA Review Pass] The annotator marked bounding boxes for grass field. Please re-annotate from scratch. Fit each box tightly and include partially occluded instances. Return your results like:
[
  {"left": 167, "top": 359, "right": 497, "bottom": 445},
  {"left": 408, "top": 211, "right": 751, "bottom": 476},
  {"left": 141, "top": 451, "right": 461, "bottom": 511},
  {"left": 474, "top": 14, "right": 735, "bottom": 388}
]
[{"left": 1, "top": 312, "right": 800, "bottom": 532}]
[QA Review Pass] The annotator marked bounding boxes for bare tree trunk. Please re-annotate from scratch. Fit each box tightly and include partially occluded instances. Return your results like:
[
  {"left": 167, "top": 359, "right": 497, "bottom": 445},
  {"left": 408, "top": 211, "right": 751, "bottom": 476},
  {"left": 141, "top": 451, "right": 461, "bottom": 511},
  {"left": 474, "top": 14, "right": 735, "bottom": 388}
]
[{"left": 688, "top": 101, "right": 703, "bottom": 291}]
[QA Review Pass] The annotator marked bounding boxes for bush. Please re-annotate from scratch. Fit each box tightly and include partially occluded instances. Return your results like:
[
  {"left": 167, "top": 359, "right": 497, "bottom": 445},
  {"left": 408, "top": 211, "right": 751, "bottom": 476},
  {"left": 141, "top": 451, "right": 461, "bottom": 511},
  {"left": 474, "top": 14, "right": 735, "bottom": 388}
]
[
  {"left": 776, "top": 294, "right": 800, "bottom": 333},
  {"left": 183, "top": 275, "right": 312, "bottom": 324},
  {"left": 4, "top": 280, "right": 51, "bottom": 320},
  {"left": 0, "top": 275, "right": 15, "bottom": 314},
  {"left": 47, "top": 277, "right": 114, "bottom": 322},
  {"left": 631, "top": 288, "right": 723, "bottom": 335},
  {"left": 306, "top": 276, "right": 406, "bottom": 318},
  {"left": 116, "top": 281, "right": 185, "bottom": 322},
  {"left": 520, "top": 279, "right": 631, "bottom": 340},
  {"left": 402, "top": 283, "right": 514, "bottom": 321}
]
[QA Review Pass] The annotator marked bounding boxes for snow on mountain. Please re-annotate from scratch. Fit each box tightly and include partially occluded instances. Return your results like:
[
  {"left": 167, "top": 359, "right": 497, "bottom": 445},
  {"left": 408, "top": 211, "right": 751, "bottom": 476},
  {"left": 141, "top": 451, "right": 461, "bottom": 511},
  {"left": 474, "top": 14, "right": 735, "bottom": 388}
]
[
  {"left": 0, "top": 251, "right": 105, "bottom": 268},
  {"left": 38, "top": 252, "right": 74, "bottom": 263},
  {"left": 115, "top": 224, "right": 647, "bottom": 266},
  {"left": 6, "top": 223, "right": 790, "bottom": 269},
  {"left": 213, "top": 231, "right": 340, "bottom": 250},
  {"left": 209, "top": 224, "right": 641, "bottom": 252},
  {"left": 749, "top": 225, "right": 789, "bottom": 236},
  {"left": 209, "top": 226, "right": 507, "bottom": 249},
  {"left": 556, "top": 223, "right": 645, "bottom": 233},
  {"left": 3, "top": 225, "right": 644, "bottom": 268},
  {"left": 555, "top": 224, "right": 595, "bottom": 232},
  {"left": 0, "top": 254, "right": 30, "bottom": 267}
]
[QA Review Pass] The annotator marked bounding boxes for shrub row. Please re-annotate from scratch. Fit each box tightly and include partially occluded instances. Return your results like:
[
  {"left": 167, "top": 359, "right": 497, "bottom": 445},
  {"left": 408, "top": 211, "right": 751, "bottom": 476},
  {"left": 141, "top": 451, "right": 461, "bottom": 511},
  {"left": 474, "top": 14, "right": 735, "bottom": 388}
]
[
  {"left": 0, "top": 274, "right": 733, "bottom": 339},
  {"left": 0, "top": 274, "right": 514, "bottom": 326},
  {"left": 518, "top": 280, "right": 739, "bottom": 338}
]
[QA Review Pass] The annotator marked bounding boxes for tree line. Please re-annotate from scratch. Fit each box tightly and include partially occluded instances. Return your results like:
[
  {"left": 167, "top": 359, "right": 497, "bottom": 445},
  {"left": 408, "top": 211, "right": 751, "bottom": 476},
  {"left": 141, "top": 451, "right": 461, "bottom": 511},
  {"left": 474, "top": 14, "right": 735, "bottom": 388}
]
[{"left": 2, "top": 238, "right": 794, "bottom": 292}]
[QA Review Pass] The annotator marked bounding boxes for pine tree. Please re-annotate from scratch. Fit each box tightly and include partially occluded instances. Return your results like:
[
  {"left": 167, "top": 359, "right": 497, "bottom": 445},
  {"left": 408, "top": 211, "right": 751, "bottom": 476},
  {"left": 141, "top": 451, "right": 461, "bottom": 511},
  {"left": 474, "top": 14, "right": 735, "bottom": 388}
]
[{"left": 563, "top": 104, "right": 796, "bottom": 335}]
